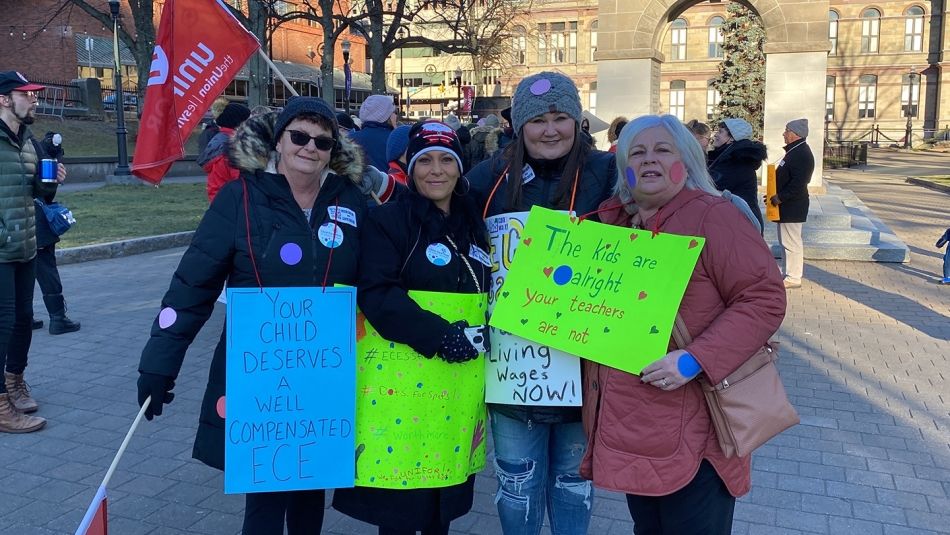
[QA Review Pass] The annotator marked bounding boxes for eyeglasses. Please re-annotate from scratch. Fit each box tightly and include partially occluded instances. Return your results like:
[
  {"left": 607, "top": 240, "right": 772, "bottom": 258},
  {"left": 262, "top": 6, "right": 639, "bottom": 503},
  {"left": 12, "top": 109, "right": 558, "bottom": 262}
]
[{"left": 286, "top": 130, "right": 335, "bottom": 150}]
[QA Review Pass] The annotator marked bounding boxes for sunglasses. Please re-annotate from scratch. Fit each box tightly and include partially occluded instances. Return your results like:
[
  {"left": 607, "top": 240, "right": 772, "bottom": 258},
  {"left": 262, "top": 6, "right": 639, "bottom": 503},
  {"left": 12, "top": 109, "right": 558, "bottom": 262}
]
[{"left": 286, "top": 130, "right": 335, "bottom": 150}]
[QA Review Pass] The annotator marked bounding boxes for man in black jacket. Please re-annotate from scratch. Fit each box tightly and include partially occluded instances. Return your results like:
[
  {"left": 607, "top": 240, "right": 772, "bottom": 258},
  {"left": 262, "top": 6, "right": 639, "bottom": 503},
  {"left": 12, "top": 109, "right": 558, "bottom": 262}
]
[{"left": 769, "top": 118, "right": 814, "bottom": 289}]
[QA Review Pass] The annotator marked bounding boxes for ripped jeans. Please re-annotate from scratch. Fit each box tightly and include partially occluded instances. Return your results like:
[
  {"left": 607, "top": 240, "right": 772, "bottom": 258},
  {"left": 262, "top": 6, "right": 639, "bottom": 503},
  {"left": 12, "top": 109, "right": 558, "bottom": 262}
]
[{"left": 490, "top": 411, "right": 592, "bottom": 535}]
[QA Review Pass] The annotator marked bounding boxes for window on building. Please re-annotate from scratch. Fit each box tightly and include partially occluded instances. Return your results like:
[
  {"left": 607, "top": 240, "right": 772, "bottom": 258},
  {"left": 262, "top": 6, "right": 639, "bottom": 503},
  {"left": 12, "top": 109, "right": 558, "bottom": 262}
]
[
  {"left": 513, "top": 26, "right": 526, "bottom": 65},
  {"left": 706, "top": 80, "right": 720, "bottom": 119},
  {"left": 826, "top": 76, "right": 836, "bottom": 120},
  {"left": 589, "top": 81, "right": 597, "bottom": 115},
  {"left": 273, "top": 1, "right": 293, "bottom": 16},
  {"left": 904, "top": 6, "right": 925, "bottom": 51},
  {"left": 829, "top": 10, "right": 839, "bottom": 55},
  {"left": 671, "top": 18, "right": 687, "bottom": 61},
  {"left": 307, "top": 7, "right": 319, "bottom": 27},
  {"left": 670, "top": 80, "right": 686, "bottom": 121},
  {"left": 708, "top": 16, "right": 725, "bottom": 58},
  {"left": 901, "top": 73, "right": 920, "bottom": 117},
  {"left": 227, "top": 0, "right": 244, "bottom": 10},
  {"left": 537, "top": 22, "right": 578, "bottom": 64},
  {"left": 858, "top": 74, "right": 877, "bottom": 118},
  {"left": 591, "top": 20, "right": 598, "bottom": 62},
  {"left": 861, "top": 8, "right": 881, "bottom": 53}
]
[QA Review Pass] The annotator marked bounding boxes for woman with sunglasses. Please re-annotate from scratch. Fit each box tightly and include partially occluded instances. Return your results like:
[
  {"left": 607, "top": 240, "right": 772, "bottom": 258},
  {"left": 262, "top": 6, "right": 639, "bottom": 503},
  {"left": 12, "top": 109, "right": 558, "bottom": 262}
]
[
  {"left": 135, "top": 97, "right": 395, "bottom": 534},
  {"left": 465, "top": 72, "right": 616, "bottom": 535},
  {"left": 333, "top": 120, "right": 490, "bottom": 534}
]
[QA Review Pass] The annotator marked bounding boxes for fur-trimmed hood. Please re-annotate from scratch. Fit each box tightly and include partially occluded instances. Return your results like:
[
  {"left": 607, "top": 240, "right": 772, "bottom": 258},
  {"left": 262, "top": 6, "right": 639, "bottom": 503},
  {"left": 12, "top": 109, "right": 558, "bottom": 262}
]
[
  {"left": 470, "top": 125, "right": 503, "bottom": 157},
  {"left": 228, "top": 112, "right": 365, "bottom": 184}
]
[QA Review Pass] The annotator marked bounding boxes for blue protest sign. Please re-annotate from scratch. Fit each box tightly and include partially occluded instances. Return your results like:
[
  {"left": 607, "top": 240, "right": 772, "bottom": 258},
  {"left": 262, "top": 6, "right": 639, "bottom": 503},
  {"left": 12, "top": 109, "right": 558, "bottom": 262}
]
[{"left": 225, "top": 286, "right": 357, "bottom": 494}]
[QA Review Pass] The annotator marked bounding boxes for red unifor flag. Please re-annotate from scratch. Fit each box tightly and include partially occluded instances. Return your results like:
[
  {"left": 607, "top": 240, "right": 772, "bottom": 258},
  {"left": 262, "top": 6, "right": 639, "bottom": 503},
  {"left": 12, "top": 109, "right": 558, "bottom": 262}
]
[
  {"left": 74, "top": 485, "right": 107, "bottom": 535},
  {"left": 132, "top": 0, "right": 260, "bottom": 183}
]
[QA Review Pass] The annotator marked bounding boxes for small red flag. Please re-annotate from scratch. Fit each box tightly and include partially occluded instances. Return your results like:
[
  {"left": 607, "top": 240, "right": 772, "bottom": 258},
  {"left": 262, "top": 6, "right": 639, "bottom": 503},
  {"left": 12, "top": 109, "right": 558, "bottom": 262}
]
[
  {"left": 132, "top": 0, "right": 260, "bottom": 184},
  {"left": 75, "top": 485, "right": 108, "bottom": 535}
]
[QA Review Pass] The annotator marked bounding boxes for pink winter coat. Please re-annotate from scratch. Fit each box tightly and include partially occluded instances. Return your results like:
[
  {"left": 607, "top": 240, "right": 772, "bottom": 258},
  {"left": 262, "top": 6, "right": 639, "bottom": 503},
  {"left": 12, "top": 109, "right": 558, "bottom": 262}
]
[{"left": 579, "top": 188, "right": 786, "bottom": 498}]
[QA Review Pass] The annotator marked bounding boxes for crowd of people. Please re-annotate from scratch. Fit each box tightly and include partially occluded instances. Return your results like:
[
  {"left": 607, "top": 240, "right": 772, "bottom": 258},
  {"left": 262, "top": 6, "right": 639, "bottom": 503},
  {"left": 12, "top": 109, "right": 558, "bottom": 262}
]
[{"left": 1, "top": 64, "right": 812, "bottom": 534}]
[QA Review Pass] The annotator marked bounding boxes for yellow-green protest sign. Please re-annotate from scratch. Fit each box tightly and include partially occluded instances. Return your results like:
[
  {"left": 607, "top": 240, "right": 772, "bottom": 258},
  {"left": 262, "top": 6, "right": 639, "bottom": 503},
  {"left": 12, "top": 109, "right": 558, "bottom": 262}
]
[
  {"left": 354, "top": 291, "right": 488, "bottom": 489},
  {"left": 489, "top": 206, "right": 705, "bottom": 374}
]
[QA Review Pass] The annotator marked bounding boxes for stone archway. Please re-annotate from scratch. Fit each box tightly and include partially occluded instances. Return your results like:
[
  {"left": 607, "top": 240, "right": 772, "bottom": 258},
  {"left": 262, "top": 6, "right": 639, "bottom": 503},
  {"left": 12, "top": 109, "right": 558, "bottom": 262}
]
[{"left": 597, "top": 0, "right": 830, "bottom": 187}]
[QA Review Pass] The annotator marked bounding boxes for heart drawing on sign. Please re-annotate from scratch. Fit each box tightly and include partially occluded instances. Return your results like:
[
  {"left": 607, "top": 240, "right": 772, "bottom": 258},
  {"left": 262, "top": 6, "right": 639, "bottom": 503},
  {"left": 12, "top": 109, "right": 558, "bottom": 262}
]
[
  {"left": 605, "top": 243, "right": 611, "bottom": 249},
  {"left": 502, "top": 291, "right": 510, "bottom": 298},
  {"left": 638, "top": 291, "right": 648, "bottom": 300},
  {"left": 523, "top": 238, "right": 532, "bottom": 246},
  {"left": 603, "top": 327, "right": 610, "bottom": 333},
  {"left": 543, "top": 267, "right": 553, "bottom": 277},
  {"left": 649, "top": 325, "right": 659, "bottom": 334},
  {"left": 688, "top": 239, "right": 699, "bottom": 249},
  {"left": 520, "top": 318, "right": 529, "bottom": 325},
  {"left": 596, "top": 268, "right": 602, "bottom": 274},
  {"left": 556, "top": 312, "right": 562, "bottom": 318},
  {"left": 629, "top": 233, "right": 639, "bottom": 241}
]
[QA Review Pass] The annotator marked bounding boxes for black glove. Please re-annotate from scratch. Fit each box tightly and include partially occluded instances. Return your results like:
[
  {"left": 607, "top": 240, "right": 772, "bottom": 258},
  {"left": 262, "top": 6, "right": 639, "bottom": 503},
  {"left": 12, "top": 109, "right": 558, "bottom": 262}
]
[
  {"left": 137, "top": 372, "right": 176, "bottom": 420},
  {"left": 436, "top": 321, "right": 480, "bottom": 363}
]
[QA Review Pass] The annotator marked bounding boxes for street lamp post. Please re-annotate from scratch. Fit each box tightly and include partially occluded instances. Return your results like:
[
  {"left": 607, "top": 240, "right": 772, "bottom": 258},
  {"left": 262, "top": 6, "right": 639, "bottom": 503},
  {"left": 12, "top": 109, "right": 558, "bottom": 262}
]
[
  {"left": 398, "top": 29, "right": 405, "bottom": 117},
  {"left": 342, "top": 39, "right": 351, "bottom": 114},
  {"left": 454, "top": 67, "right": 462, "bottom": 121},
  {"left": 108, "top": 0, "right": 130, "bottom": 176},
  {"left": 904, "top": 68, "right": 919, "bottom": 149}
]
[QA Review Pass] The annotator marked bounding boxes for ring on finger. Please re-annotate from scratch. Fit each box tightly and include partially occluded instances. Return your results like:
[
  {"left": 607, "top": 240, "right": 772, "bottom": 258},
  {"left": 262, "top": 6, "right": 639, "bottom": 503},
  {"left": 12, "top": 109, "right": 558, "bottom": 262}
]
[{"left": 660, "top": 378, "right": 669, "bottom": 387}]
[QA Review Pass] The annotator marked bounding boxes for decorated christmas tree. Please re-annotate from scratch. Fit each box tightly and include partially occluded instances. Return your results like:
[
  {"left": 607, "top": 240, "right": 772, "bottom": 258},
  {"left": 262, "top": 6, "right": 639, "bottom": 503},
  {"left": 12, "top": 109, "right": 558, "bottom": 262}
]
[{"left": 711, "top": 2, "right": 766, "bottom": 138}]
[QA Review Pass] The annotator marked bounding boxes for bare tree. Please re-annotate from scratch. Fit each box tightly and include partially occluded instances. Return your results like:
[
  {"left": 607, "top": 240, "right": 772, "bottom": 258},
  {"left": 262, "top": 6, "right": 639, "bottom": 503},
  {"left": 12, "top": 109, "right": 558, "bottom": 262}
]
[{"left": 63, "top": 0, "right": 155, "bottom": 101}]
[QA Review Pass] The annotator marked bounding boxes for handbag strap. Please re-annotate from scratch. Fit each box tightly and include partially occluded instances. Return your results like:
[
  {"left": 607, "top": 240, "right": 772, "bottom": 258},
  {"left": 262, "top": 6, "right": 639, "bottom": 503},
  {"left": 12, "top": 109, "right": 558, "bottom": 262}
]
[{"left": 671, "top": 313, "right": 692, "bottom": 350}]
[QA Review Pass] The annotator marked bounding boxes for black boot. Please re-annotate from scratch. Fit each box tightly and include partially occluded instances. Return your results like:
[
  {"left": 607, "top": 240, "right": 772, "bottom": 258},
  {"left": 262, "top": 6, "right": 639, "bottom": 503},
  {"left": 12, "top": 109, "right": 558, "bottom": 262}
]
[
  {"left": 44, "top": 294, "right": 81, "bottom": 335},
  {"left": 31, "top": 318, "right": 43, "bottom": 330}
]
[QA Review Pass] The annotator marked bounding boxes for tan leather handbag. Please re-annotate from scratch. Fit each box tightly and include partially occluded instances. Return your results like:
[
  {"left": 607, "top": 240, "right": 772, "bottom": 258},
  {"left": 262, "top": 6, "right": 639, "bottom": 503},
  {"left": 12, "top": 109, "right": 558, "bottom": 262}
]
[{"left": 671, "top": 315, "right": 799, "bottom": 458}]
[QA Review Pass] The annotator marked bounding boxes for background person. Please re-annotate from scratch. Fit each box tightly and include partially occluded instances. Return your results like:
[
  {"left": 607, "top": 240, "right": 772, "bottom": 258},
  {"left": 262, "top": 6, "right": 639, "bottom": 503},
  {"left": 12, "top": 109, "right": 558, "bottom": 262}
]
[
  {"left": 385, "top": 124, "right": 412, "bottom": 185},
  {"left": 0, "top": 71, "right": 62, "bottom": 433},
  {"left": 685, "top": 119, "right": 711, "bottom": 152},
  {"left": 935, "top": 227, "right": 949, "bottom": 284},
  {"left": 582, "top": 114, "right": 786, "bottom": 535},
  {"left": 707, "top": 118, "right": 766, "bottom": 229},
  {"left": 607, "top": 116, "right": 628, "bottom": 153},
  {"left": 352, "top": 95, "right": 398, "bottom": 170},
  {"left": 136, "top": 97, "right": 392, "bottom": 534},
  {"left": 197, "top": 96, "right": 231, "bottom": 155},
  {"left": 467, "top": 71, "right": 616, "bottom": 535},
  {"left": 31, "top": 131, "right": 80, "bottom": 335},
  {"left": 770, "top": 118, "right": 814, "bottom": 289},
  {"left": 196, "top": 102, "right": 250, "bottom": 202},
  {"left": 333, "top": 120, "right": 489, "bottom": 535}
]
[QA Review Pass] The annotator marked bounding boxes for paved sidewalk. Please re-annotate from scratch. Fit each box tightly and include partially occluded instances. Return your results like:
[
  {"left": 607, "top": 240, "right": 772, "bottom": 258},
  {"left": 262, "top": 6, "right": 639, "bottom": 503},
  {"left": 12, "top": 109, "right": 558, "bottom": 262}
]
[{"left": 3, "top": 158, "right": 948, "bottom": 534}]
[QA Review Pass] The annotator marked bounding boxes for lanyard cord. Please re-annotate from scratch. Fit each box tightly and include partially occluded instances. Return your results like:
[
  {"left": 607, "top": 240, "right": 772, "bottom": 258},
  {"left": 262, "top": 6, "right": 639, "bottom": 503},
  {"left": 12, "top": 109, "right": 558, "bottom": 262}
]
[
  {"left": 482, "top": 164, "right": 580, "bottom": 219},
  {"left": 320, "top": 198, "right": 340, "bottom": 292},
  {"left": 241, "top": 178, "right": 263, "bottom": 289},
  {"left": 444, "top": 235, "right": 482, "bottom": 294}
]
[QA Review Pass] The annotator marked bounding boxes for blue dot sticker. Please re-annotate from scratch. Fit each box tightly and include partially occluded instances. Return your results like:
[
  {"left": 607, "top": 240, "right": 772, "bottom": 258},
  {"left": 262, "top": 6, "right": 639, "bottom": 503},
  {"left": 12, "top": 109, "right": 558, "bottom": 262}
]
[
  {"left": 425, "top": 243, "right": 452, "bottom": 266},
  {"left": 553, "top": 265, "right": 573, "bottom": 285},
  {"left": 279, "top": 242, "right": 302, "bottom": 265},
  {"left": 530, "top": 78, "right": 552, "bottom": 96}
]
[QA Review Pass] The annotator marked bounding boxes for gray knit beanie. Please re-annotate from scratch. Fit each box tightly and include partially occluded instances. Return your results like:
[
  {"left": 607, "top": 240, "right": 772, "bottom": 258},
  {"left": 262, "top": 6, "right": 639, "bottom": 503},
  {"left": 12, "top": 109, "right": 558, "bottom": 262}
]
[
  {"left": 786, "top": 118, "right": 808, "bottom": 138},
  {"left": 511, "top": 72, "right": 583, "bottom": 134},
  {"left": 721, "top": 118, "right": 753, "bottom": 141}
]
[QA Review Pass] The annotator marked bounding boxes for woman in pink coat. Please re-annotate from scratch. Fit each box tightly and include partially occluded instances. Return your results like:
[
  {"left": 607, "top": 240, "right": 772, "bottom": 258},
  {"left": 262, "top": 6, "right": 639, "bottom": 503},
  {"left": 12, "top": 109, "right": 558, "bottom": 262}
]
[{"left": 580, "top": 114, "right": 787, "bottom": 534}]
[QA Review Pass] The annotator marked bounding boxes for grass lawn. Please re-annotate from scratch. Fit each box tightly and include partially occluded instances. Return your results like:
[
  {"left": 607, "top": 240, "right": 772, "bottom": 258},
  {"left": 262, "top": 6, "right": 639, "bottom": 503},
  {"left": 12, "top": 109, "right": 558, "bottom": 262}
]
[
  {"left": 55, "top": 184, "right": 208, "bottom": 248},
  {"left": 32, "top": 116, "right": 201, "bottom": 157},
  {"left": 917, "top": 175, "right": 950, "bottom": 186}
]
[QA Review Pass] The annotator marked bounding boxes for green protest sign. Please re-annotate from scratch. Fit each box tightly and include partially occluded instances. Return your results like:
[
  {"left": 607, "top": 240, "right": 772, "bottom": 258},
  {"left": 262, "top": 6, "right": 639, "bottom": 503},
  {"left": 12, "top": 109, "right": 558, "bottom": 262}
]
[
  {"left": 354, "top": 291, "right": 488, "bottom": 489},
  {"left": 489, "top": 206, "right": 705, "bottom": 374}
]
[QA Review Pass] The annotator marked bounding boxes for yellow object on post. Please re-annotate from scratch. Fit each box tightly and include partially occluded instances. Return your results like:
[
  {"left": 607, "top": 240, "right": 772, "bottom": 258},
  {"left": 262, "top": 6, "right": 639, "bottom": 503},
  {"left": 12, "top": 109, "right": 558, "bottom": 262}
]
[{"left": 766, "top": 164, "right": 780, "bottom": 222}]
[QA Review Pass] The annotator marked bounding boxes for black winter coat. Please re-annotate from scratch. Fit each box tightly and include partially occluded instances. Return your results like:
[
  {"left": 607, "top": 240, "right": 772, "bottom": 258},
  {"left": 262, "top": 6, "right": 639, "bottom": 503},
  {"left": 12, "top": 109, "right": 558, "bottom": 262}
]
[
  {"left": 137, "top": 113, "right": 370, "bottom": 470},
  {"left": 332, "top": 191, "right": 490, "bottom": 529},
  {"left": 775, "top": 139, "right": 814, "bottom": 223},
  {"left": 707, "top": 139, "right": 766, "bottom": 229},
  {"left": 466, "top": 147, "right": 616, "bottom": 424}
]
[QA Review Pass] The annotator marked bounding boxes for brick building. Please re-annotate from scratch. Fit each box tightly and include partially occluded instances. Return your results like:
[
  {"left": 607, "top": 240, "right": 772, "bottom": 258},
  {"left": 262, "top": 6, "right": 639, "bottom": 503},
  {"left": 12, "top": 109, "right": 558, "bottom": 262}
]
[{"left": 0, "top": 0, "right": 373, "bottom": 110}]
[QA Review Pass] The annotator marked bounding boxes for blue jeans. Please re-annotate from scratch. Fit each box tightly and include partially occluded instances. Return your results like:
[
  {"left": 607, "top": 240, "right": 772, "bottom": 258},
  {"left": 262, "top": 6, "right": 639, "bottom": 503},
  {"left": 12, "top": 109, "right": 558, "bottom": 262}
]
[
  {"left": 943, "top": 248, "right": 949, "bottom": 280},
  {"left": 490, "top": 410, "right": 592, "bottom": 535}
]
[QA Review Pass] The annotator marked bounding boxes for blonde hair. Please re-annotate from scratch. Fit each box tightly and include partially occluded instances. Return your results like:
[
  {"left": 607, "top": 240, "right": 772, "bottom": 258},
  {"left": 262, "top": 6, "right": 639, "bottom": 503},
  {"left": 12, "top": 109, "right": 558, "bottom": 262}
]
[
  {"left": 608, "top": 116, "right": 628, "bottom": 143},
  {"left": 211, "top": 97, "right": 230, "bottom": 119},
  {"left": 614, "top": 114, "right": 720, "bottom": 206}
]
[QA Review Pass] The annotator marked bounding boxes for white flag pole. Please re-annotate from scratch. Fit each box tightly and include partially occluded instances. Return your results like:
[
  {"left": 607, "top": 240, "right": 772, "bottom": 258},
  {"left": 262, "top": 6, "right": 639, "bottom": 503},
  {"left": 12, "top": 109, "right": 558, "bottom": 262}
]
[
  {"left": 74, "top": 396, "right": 151, "bottom": 535},
  {"left": 257, "top": 49, "right": 300, "bottom": 98}
]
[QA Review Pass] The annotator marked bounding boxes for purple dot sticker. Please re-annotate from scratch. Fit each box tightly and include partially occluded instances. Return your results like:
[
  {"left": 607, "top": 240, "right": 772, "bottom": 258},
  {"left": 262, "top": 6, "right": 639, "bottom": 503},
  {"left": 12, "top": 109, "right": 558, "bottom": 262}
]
[
  {"left": 158, "top": 307, "right": 177, "bottom": 329},
  {"left": 280, "top": 242, "right": 303, "bottom": 265},
  {"left": 625, "top": 166, "right": 637, "bottom": 188},
  {"left": 216, "top": 396, "right": 226, "bottom": 418},
  {"left": 530, "top": 78, "right": 552, "bottom": 96},
  {"left": 553, "top": 265, "right": 573, "bottom": 285}
]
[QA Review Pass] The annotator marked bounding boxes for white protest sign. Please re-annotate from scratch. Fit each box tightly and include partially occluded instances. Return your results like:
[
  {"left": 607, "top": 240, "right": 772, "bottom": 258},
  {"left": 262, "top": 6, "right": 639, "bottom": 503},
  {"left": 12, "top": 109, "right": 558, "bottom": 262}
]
[{"left": 485, "top": 212, "right": 582, "bottom": 406}]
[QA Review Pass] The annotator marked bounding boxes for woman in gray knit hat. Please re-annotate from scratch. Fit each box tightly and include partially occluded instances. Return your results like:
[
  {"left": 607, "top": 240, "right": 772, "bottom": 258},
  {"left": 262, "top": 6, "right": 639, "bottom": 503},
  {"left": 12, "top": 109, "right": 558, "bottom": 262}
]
[{"left": 466, "top": 71, "right": 617, "bottom": 535}]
